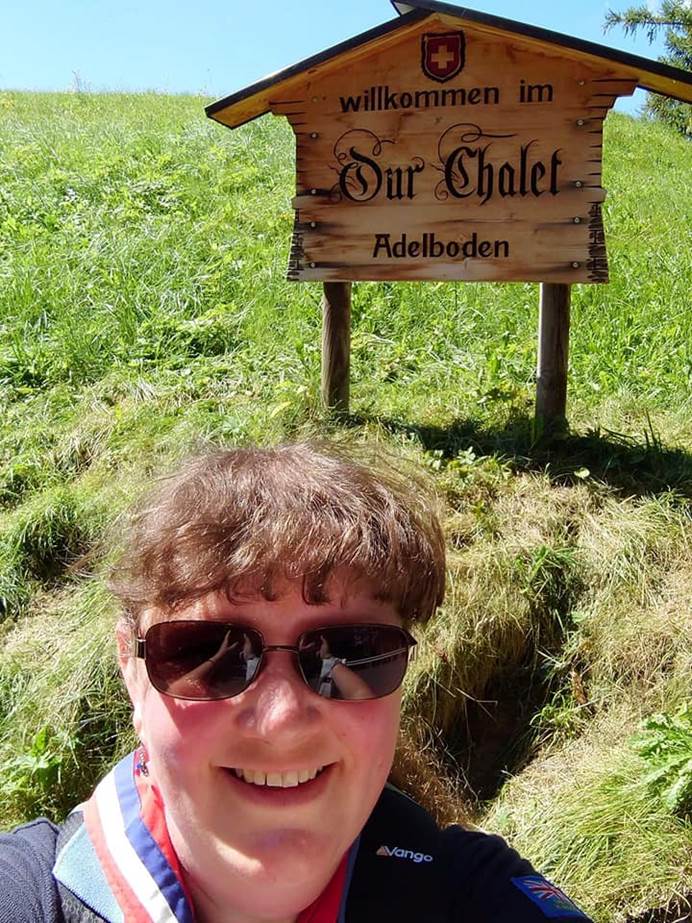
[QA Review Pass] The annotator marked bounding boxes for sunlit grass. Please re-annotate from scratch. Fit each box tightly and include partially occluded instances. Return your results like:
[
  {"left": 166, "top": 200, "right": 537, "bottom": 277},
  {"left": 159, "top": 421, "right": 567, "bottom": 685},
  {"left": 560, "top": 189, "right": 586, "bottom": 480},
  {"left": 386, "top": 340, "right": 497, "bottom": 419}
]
[
  {"left": 0, "top": 91, "right": 690, "bottom": 920},
  {"left": 484, "top": 707, "right": 692, "bottom": 923}
]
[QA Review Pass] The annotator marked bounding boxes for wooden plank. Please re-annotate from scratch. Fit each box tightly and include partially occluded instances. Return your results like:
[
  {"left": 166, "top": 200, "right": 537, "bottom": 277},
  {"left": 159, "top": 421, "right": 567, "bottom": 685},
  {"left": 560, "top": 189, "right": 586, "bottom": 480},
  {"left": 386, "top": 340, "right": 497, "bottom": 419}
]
[
  {"left": 275, "top": 16, "right": 630, "bottom": 284},
  {"left": 293, "top": 131, "right": 607, "bottom": 187},
  {"left": 290, "top": 197, "right": 608, "bottom": 284},
  {"left": 290, "top": 113, "right": 607, "bottom": 139},
  {"left": 294, "top": 262, "right": 592, "bottom": 284},
  {"left": 321, "top": 282, "right": 352, "bottom": 412},
  {"left": 292, "top": 190, "right": 606, "bottom": 214},
  {"left": 429, "top": 11, "right": 689, "bottom": 102},
  {"left": 536, "top": 283, "right": 571, "bottom": 428}
]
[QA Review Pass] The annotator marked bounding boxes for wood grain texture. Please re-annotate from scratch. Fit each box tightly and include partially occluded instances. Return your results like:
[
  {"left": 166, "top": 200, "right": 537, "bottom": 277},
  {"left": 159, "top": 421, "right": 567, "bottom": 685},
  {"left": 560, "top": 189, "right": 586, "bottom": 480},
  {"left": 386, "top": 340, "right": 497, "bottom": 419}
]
[
  {"left": 269, "top": 17, "right": 635, "bottom": 283},
  {"left": 536, "top": 282, "right": 571, "bottom": 425},
  {"left": 206, "top": 5, "right": 691, "bottom": 130},
  {"left": 321, "top": 282, "right": 352, "bottom": 412}
]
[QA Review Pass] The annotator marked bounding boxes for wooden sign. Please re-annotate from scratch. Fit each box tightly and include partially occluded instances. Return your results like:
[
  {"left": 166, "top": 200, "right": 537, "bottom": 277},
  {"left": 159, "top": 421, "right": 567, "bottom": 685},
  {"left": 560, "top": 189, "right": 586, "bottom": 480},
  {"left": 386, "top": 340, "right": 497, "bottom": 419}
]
[
  {"left": 268, "top": 15, "right": 636, "bottom": 284},
  {"left": 207, "top": 2, "right": 691, "bottom": 418}
]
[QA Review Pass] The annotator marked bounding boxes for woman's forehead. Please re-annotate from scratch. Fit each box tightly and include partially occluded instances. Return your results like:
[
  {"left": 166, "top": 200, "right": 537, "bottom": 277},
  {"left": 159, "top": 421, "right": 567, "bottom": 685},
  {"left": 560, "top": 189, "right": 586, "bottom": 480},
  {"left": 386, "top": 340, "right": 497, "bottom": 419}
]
[{"left": 138, "top": 572, "right": 398, "bottom": 629}]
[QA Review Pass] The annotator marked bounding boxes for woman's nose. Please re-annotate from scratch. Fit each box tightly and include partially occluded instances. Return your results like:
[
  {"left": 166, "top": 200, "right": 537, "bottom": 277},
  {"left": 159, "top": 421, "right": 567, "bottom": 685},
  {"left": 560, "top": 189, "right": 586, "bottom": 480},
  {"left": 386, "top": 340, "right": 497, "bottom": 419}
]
[{"left": 233, "top": 653, "right": 321, "bottom": 738}]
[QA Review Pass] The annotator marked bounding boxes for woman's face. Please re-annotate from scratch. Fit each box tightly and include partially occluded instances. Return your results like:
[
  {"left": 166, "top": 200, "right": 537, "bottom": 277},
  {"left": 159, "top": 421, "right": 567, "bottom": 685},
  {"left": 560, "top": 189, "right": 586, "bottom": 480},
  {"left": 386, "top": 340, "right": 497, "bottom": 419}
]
[{"left": 120, "top": 577, "right": 403, "bottom": 921}]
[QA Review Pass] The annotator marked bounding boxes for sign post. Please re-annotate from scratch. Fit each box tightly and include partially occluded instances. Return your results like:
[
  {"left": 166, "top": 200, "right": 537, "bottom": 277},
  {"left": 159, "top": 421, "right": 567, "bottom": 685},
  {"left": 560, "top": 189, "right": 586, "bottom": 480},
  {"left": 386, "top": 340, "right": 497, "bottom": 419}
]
[
  {"left": 276, "top": 17, "right": 626, "bottom": 423},
  {"left": 536, "top": 283, "right": 571, "bottom": 433},
  {"left": 321, "top": 282, "right": 352, "bottom": 413}
]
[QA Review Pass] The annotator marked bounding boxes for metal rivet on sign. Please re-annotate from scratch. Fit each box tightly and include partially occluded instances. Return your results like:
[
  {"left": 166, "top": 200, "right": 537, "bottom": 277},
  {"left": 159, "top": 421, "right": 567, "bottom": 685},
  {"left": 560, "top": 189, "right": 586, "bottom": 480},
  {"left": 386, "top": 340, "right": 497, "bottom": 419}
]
[
  {"left": 576, "top": 118, "right": 585, "bottom": 127},
  {"left": 578, "top": 80, "right": 586, "bottom": 86},
  {"left": 310, "top": 221, "right": 317, "bottom": 229},
  {"left": 573, "top": 217, "right": 582, "bottom": 224},
  {"left": 574, "top": 180, "right": 584, "bottom": 188},
  {"left": 310, "top": 262, "right": 316, "bottom": 269},
  {"left": 310, "top": 189, "right": 318, "bottom": 195},
  {"left": 310, "top": 131, "right": 319, "bottom": 139},
  {"left": 572, "top": 261, "right": 581, "bottom": 269}
]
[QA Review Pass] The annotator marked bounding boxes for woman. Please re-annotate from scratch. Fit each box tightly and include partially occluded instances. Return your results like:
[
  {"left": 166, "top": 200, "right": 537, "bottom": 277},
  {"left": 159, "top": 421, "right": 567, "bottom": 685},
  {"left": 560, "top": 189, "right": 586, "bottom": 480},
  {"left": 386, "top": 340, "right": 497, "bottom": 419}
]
[{"left": 0, "top": 442, "right": 592, "bottom": 922}]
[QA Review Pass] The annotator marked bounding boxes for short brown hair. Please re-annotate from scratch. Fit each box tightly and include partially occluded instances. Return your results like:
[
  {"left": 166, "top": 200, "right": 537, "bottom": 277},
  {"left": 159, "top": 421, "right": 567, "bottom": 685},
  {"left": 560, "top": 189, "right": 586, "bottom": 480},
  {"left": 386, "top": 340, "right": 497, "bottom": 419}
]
[{"left": 109, "top": 442, "right": 445, "bottom": 626}]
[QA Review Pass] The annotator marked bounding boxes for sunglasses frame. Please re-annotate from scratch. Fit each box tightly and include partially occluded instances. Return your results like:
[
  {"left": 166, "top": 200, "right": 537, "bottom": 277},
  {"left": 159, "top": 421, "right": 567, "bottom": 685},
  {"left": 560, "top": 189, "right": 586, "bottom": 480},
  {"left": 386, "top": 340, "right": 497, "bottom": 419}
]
[{"left": 133, "top": 621, "right": 417, "bottom": 702}]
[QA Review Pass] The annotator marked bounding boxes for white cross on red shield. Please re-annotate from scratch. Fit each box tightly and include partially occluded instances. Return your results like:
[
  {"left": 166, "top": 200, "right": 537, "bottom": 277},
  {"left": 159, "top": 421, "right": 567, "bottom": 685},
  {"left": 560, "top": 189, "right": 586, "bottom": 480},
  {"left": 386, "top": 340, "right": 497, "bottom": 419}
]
[{"left": 421, "top": 31, "right": 466, "bottom": 83}]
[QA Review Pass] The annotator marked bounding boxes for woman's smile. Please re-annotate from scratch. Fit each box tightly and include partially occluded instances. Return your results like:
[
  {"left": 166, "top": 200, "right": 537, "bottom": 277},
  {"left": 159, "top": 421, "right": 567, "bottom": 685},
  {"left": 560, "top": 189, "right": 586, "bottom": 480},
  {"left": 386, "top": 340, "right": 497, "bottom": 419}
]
[
  {"left": 221, "top": 762, "right": 336, "bottom": 807},
  {"left": 230, "top": 765, "right": 328, "bottom": 786}
]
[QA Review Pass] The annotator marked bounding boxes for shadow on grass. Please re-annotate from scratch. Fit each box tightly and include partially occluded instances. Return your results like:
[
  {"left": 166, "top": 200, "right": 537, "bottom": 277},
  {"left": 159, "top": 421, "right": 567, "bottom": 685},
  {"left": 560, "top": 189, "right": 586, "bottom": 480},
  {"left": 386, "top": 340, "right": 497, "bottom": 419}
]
[
  {"left": 342, "top": 409, "right": 690, "bottom": 803},
  {"left": 625, "top": 892, "right": 692, "bottom": 923},
  {"left": 452, "top": 672, "right": 550, "bottom": 804},
  {"left": 348, "top": 411, "right": 692, "bottom": 499}
]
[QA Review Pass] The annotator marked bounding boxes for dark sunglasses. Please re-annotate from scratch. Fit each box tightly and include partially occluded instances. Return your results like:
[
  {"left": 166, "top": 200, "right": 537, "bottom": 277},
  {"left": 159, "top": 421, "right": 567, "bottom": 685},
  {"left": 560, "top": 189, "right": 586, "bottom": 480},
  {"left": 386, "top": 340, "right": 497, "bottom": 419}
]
[{"left": 134, "top": 621, "right": 416, "bottom": 702}]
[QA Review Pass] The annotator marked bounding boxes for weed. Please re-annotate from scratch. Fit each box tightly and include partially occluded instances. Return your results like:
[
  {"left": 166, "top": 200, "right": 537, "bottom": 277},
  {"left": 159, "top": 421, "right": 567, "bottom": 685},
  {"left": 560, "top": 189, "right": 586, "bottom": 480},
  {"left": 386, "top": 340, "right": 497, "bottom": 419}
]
[
  {"left": 485, "top": 709, "right": 692, "bottom": 923},
  {"left": 0, "top": 580, "right": 134, "bottom": 824},
  {"left": 4, "top": 726, "right": 75, "bottom": 809},
  {"left": 634, "top": 704, "right": 692, "bottom": 819},
  {"left": 514, "top": 544, "right": 580, "bottom": 625},
  {"left": 0, "top": 483, "right": 105, "bottom": 594}
]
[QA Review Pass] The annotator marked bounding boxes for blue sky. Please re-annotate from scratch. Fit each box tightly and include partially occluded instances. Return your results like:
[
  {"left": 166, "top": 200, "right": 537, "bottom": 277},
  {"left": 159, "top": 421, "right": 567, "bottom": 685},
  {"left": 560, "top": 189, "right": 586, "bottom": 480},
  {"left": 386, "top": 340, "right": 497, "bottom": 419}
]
[{"left": 1, "top": 0, "right": 667, "bottom": 115}]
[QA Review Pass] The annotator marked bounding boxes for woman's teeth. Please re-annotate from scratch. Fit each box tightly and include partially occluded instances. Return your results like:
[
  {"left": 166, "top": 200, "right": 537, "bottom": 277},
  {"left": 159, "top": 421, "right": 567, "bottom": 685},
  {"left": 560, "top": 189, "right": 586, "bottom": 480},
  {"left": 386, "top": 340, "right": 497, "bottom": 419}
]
[{"left": 233, "top": 767, "right": 325, "bottom": 787}]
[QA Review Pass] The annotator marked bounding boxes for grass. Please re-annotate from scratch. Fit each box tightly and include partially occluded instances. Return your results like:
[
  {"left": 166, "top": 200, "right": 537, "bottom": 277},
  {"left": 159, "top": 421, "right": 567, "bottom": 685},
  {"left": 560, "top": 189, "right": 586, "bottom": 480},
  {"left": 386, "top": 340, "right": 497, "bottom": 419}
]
[
  {"left": 0, "top": 580, "right": 134, "bottom": 823},
  {"left": 485, "top": 706, "right": 692, "bottom": 923},
  {"left": 0, "top": 89, "right": 691, "bottom": 920}
]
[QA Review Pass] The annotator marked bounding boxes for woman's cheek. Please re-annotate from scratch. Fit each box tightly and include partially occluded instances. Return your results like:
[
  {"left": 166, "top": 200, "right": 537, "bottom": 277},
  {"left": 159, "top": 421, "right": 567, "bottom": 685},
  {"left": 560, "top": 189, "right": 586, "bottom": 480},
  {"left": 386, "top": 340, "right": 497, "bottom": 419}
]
[
  {"left": 336, "top": 694, "right": 401, "bottom": 770},
  {"left": 143, "top": 695, "right": 225, "bottom": 762}
]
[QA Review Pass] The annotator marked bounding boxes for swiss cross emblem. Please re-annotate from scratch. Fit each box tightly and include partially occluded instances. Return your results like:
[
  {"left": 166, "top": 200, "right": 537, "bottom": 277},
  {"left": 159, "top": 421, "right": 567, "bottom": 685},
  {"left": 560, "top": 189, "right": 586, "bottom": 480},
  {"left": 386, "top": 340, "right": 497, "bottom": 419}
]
[{"left": 421, "top": 31, "right": 465, "bottom": 82}]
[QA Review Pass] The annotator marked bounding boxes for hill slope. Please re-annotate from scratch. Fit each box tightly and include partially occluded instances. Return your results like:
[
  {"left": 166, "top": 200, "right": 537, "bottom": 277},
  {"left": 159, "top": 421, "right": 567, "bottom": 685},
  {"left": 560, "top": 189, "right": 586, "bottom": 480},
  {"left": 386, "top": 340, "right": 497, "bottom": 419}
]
[{"left": 1, "top": 91, "right": 691, "bottom": 922}]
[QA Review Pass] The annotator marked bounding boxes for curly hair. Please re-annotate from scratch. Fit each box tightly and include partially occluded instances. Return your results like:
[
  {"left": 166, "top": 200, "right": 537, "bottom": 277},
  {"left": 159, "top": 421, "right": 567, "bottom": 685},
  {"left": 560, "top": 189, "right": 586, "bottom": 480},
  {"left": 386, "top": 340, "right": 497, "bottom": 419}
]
[{"left": 108, "top": 441, "right": 446, "bottom": 627}]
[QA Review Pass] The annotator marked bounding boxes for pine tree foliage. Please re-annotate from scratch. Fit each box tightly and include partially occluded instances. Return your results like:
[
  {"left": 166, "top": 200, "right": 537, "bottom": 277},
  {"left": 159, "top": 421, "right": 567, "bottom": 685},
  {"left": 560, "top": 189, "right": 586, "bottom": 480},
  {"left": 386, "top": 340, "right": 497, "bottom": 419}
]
[{"left": 605, "top": 1, "right": 692, "bottom": 134}]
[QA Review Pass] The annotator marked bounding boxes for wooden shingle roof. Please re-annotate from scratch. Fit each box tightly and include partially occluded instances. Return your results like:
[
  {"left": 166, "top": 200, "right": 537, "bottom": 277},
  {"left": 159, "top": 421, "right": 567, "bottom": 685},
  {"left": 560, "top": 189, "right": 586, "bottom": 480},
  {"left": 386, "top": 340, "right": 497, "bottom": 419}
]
[{"left": 206, "top": 0, "right": 692, "bottom": 129}]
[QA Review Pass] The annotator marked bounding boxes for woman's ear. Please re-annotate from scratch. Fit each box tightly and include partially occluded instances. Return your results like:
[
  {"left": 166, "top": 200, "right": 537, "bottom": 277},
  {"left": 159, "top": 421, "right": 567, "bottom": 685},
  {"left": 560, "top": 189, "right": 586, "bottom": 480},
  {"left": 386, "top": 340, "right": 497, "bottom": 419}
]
[
  {"left": 116, "top": 616, "right": 145, "bottom": 740},
  {"left": 116, "top": 617, "right": 132, "bottom": 669}
]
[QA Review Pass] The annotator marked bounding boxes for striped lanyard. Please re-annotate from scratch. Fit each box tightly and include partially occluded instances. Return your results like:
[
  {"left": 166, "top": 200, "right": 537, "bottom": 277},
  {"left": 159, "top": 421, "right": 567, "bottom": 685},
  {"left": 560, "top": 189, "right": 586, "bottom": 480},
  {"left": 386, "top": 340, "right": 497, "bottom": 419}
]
[{"left": 82, "top": 752, "right": 350, "bottom": 923}]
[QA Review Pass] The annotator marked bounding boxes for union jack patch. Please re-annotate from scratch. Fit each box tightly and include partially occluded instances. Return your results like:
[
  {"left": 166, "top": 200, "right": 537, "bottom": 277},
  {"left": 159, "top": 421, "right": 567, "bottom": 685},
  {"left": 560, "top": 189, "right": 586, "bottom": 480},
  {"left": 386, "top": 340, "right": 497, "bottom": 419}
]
[{"left": 511, "top": 877, "right": 589, "bottom": 919}]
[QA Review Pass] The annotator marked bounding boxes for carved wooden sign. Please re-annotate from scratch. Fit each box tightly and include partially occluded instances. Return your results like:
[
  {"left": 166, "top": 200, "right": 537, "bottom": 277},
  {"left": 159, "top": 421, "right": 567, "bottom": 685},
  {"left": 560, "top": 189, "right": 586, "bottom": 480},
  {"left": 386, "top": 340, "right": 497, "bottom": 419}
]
[
  {"left": 208, "top": 2, "right": 691, "bottom": 417},
  {"left": 267, "top": 16, "right": 636, "bottom": 284}
]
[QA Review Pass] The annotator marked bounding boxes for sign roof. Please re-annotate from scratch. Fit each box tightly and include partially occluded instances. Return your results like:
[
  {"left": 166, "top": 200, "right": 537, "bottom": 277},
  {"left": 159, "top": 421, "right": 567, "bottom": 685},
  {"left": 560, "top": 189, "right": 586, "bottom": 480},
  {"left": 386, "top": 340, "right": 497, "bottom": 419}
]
[{"left": 207, "top": 0, "right": 692, "bottom": 129}]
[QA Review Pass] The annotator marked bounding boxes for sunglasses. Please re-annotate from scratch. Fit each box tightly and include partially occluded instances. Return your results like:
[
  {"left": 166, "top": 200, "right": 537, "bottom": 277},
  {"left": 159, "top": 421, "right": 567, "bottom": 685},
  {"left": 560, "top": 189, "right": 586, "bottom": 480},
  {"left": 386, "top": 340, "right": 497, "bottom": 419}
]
[{"left": 134, "top": 621, "right": 416, "bottom": 702}]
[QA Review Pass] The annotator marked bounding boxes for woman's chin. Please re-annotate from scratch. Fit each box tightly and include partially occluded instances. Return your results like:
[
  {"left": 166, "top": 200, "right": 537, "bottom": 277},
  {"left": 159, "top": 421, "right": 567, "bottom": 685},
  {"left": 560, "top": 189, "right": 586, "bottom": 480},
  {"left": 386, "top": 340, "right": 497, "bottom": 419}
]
[
  {"left": 222, "top": 826, "right": 338, "bottom": 876},
  {"left": 186, "top": 836, "right": 340, "bottom": 921}
]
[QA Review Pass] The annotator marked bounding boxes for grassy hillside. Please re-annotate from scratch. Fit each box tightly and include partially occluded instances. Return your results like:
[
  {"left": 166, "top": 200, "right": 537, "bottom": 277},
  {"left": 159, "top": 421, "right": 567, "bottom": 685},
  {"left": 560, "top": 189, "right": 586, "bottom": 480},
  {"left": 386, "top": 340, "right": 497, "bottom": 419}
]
[{"left": 1, "top": 91, "right": 691, "bottom": 922}]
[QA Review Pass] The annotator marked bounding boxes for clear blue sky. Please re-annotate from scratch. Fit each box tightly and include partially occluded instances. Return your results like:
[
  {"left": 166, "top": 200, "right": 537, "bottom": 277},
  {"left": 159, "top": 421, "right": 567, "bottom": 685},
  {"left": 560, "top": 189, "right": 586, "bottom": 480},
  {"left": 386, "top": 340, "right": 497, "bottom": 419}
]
[{"left": 1, "top": 0, "right": 667, "bottom": 115}]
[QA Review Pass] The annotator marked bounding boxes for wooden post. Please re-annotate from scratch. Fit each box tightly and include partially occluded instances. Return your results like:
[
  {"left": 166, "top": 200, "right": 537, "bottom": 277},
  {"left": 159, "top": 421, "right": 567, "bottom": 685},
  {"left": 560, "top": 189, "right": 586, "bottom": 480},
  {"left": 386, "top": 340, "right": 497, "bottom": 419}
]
[
  {"left": 321, "top": 282, "right": 352, "bottom": 414},
  {"left": 535, "top": 283, "right": 571, "bottom": 434}
]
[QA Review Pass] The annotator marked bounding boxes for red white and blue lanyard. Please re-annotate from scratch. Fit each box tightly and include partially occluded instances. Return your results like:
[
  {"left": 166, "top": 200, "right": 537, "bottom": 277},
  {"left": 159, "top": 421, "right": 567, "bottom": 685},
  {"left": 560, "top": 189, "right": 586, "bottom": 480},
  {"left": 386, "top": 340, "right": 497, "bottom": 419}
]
[{"left": 57, "top": 752, "right": 353, "bottom": 923}]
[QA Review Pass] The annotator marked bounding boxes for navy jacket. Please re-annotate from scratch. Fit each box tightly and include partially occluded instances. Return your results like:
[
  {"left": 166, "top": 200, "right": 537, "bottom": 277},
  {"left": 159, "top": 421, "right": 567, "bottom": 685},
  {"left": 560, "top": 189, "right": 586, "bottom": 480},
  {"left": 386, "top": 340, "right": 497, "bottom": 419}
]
[{"left": 0, "top": 785, "right": 592, "bottom": 922}]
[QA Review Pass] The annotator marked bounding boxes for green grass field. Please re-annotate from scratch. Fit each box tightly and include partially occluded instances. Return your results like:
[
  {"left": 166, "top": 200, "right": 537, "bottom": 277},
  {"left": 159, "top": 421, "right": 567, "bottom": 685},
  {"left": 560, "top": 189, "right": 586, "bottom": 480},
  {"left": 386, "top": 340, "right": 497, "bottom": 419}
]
[{"left": 1, "top": 90, "right": 691, "bottom": 922}]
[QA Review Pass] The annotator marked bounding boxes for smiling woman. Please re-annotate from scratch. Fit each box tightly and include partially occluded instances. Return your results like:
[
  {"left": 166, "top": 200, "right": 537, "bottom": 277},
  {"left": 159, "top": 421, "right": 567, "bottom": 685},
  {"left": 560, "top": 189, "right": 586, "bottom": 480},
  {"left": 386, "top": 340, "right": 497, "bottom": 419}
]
[{"left": 0, "top": 442, "right": 594, "bottom": 923}]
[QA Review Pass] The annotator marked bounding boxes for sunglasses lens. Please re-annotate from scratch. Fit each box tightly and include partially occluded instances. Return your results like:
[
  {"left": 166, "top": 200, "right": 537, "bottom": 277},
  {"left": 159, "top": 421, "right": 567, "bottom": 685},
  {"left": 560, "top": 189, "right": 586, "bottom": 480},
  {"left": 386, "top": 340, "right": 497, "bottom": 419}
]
[
  {"left": 298, "top": 625, "right": 414, "bottom": 701},
  {"left": 144, "top": 621, "right": 262, "bottom": 700}
]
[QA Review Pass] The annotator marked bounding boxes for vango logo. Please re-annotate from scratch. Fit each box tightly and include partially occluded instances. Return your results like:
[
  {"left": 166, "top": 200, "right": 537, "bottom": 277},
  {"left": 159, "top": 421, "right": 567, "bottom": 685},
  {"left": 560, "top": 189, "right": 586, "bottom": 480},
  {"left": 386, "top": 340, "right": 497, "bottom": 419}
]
[{"left": 376, "top": 845, "right": 434, "bottom": 864}]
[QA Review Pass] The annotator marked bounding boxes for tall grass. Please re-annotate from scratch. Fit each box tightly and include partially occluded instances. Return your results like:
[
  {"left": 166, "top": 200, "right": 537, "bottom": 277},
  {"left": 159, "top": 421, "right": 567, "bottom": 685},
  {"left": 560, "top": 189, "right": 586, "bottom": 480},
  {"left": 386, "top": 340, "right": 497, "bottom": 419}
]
[
  {"left": 485, "top": 707, "right": 692, "bottom": 923},
  {"left": 1, "top": 90, "right": 690, "bottom": 920}
]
